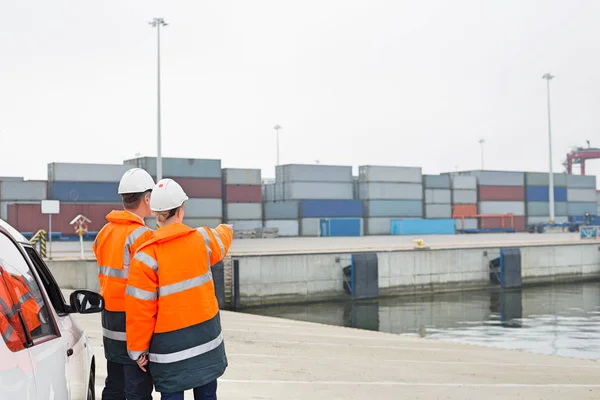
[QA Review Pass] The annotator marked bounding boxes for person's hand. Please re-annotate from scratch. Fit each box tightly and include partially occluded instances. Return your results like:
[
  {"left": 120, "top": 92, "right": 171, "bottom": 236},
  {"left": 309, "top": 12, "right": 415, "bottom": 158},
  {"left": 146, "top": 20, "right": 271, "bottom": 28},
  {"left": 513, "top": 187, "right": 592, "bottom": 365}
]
[{"left": 137, "top": 353, "right": 149, "bottom": 372}]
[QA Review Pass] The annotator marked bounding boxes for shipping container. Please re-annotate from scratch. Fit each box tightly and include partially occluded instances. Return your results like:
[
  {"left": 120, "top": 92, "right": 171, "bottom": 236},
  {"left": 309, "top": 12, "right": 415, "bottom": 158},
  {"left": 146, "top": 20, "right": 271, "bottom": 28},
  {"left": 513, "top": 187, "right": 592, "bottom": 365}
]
[
  {"left": 358, "top": 183, "right": 423, "bottom": 200},
  {"left": 182, "top": 218, "right": 223, "bottom": 228},
  {"left": 184, "top": 199, "right": 222, "bottom": 218},
  {"left": 171, "top": 177, "right": 222, "bottom": 199},
  {"left": 425, "top": 204, "right": 452, "bottom": 219},
  {"left": 525, "top": 186, "right": 567, "bottom": 202},
  {"left": 525, "top": 172, "right": 567, "bottom": 187},
  {"left": 300, "top": 200, "right": 362, "bottom": 218},
  {"left": 0, "top": 177, "right": 24, "bottom": 182},
  {"left": 526, "top": 216, "right": 569, "bottom": 225},
  {"left": 450, "top": 175, "right": 477, "bottom": 190},
  {"left": 457, "top": 171, "right": 524, "bottom": 187},
  {"left": 363, "top": 200, "right": 423, "bottom": 218},
  {"left": 423, "top": 175, "right": 451, "bottom": 189},
  {"left": 263, "top": 201, "right": 300, "bottom": 220},
  {"left": 526, "top": 201, "right": 567, "bottom": 217},
  {"left": 229, "top": 220, "right": 263, "bottom": 231},
  {"left": 48, "top": 163, "right": 130, "bottom": 183},
  {"left": 358, "top": 165, "right": 422, "bottom": 183},
  {"left": 567, "top": 188, "right": 597, "bottom": 203},
  {"left": 478, "top": 201, "right": 525, "bottom": 216},
  {"left": 7, "top": 203, "right": 122, "bottom": 234},
  {"left": 1, "top": 201, "right": 39, "bottom": 220},
  {"left": 566, "top": 174, "right": 597, "bottom": 189},
  {"left": 391, "top": 219, "right": 455, "bottom": 235},
  {"left": 320, "top": 218, "right": 363, "bottom": 237},
  {"left": 276, "top": 182, "right": 353, "bottom": 200},
  {"left": 478, "top": 186, "right": 525, "bottom": 201},
  {"left": 300, "top": 218, "right": 320, "bottom": 236},
  {"left": 48, "top": 182, "right": 120, "bottom": 203},
  {"left": 452, "top": 189, "right": 477, "bottom": 204},
  {"left": 598, "top": 204, "right": 600, "bottom": 216},
  {"left": 364, "top": 218, "right": 393, "bottom": 235},
  {"left": 263, "top": 183, "right": 276, "bottom": 202},
  {"left": 223, "top": 185, "right": 261, "bottom": 203},
  {"left": 276, "top": 164, "right": 352, "bottom": 183},
  {"left": 452, "top": 204, "right": 478, "bottom": 217},
  {"left": 454, "top": 218, "right": 478, "bottom": 231},
  {"left": 264, "top": 220, "right": 299, "bottom": 237},
  {"left": 425, "top": 189, "right": 451, "bottom": 204},
  {"left": 222, "top": 168, "right": 261, "bottom": 185},
  {"left": 124, "top": 157, "right": 222, "bottom": 178},
  {"left": 479, "top": 215, "right": 526, "bottom": 232},
  {"left": 0, "top": 181, "right": 47, "bottom": 201},
  {"left": 225, "top": 203, "right": 262, "bottom": 220},
  {"left": 567, "top": 202, "right": 597, "bottom": 216}
]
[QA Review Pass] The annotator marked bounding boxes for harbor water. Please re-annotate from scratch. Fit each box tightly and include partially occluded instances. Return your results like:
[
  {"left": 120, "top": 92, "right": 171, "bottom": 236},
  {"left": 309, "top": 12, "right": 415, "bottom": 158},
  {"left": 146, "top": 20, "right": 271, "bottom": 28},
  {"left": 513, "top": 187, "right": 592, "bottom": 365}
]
[{"left": 244, "top": 281, "right": 600, "bottom": 360}]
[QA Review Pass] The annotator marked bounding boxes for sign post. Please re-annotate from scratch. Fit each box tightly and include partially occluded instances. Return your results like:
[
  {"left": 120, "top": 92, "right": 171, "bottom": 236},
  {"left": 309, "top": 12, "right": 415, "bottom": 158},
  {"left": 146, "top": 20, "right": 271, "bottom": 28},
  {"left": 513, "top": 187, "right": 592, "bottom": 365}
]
[
  {"left": 41, "top": 200, "right": 60, "bottom": 259},
  {"left": 70, "top": 214, "right": 91, "bottom": 260}
]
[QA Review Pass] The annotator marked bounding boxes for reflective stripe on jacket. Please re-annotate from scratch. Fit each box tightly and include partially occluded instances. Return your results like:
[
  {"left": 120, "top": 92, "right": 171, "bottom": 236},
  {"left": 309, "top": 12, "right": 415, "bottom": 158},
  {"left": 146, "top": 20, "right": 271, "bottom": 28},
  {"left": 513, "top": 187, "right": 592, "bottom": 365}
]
[
  {"left": 93, "top": 210, "right": 153, "bottom": 364},
  {"left": 125, "top": 223, "right": 233, "bottom": 393},
  {"left": 0, "top": 267, "right": 27, "bottom": 352}
]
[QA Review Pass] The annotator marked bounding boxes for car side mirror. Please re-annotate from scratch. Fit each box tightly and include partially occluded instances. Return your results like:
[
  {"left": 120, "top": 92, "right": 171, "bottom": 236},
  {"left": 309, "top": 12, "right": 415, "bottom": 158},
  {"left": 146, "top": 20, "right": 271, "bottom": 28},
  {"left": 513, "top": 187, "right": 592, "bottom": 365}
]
[{"left": 69, "top": 290, "right": 104, "bottom": 314}]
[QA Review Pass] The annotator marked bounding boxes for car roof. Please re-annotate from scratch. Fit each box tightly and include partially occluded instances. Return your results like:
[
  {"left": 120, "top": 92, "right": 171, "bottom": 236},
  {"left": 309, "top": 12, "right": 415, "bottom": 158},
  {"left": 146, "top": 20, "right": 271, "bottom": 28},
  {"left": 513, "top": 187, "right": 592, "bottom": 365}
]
[{"left": 0, "top": 218, "right": 30, "bottom": 244}]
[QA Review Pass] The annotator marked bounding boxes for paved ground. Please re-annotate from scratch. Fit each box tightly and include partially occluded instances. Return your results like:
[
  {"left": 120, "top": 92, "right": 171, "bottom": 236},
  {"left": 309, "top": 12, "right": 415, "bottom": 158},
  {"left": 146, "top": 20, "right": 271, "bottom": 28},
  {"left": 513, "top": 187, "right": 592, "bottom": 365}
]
[
  {"left": 48, "top": 232, "right": 585, "bottom": 259},
  {"left": 69, "top": 296, "right": 600, "bottom": 399}
]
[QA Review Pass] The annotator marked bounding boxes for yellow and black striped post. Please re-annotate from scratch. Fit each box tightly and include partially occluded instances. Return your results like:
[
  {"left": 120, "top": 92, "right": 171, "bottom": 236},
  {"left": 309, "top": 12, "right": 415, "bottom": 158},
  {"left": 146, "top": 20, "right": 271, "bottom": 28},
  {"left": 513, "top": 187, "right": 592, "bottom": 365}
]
[{"left": 30, "top": 229, "right": 47, "bottom": 258}]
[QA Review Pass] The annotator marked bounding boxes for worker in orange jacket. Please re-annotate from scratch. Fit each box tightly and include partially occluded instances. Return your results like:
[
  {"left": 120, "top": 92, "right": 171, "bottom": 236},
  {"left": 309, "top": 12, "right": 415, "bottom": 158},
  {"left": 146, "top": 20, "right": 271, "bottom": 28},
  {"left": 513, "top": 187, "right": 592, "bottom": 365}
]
[
  {"left": 125, "top": 179, "right": 233, "bottom": 400},
  {"left": 93, "top": 168, "right": 156, "bottom": 400},
  {"left": 0, "top": 266, "right": 27, "bottom": 352}
]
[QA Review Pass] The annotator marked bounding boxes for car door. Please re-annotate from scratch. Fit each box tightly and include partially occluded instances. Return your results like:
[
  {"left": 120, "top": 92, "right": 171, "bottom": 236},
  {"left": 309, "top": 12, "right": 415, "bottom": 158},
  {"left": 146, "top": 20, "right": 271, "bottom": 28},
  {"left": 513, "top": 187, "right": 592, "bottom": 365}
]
[{"left": 0, "top": 231, "right": 69, "bottom": 400}]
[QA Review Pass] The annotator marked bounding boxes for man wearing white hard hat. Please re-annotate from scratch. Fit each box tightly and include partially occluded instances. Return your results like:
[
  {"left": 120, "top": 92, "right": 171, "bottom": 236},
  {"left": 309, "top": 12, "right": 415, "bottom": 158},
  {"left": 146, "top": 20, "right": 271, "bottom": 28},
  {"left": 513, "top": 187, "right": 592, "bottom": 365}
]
[
  {"left": 93, "top": 168, "right": 156, "bottom": 400},
  {"left": 125, "top": 178, "right": 233, "bottom": 400}
]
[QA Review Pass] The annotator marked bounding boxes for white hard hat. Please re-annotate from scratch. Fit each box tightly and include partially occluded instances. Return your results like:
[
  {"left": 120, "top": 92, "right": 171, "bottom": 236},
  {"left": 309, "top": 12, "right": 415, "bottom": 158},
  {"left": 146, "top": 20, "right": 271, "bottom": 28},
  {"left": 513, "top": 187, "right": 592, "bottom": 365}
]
[
  {"left": 118, "top": 168, "right": 155, "bottom": 194},
  {"left": 150, "top": 179, "right": 189, "bottom": 212}
]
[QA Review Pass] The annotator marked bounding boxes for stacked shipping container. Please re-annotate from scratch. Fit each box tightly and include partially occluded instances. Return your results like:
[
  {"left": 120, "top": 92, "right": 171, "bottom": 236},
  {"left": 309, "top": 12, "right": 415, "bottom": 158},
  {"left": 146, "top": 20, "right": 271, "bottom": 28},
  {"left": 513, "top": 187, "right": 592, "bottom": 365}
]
[
  {"left": 566, "top": 175, "right": 597, "bottom": 217},
  {"left": 424, "top": 175, "right": 452, "bottom": 219},
  {"left": 222, "top": 168, "right": 263, "bottom": 231},
  {"left": 359, "top": 166, "right": 423, "bottom": 235},
  {"left": 0, "top": 179, "right": 46, "bottom": 221},
  {"left": 524, "top": 173, "right": 568, "bottom": 225},
  {"left": 449, "top": 175, "right": 478, "bottom": 230}
]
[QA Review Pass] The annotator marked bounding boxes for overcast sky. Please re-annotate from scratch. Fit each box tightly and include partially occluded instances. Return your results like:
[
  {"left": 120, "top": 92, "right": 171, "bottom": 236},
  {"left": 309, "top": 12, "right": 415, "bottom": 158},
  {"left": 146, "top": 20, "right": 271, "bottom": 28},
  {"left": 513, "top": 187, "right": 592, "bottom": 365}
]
[{"left": 1, "top": 0, "right": 599, "bottom": 183}]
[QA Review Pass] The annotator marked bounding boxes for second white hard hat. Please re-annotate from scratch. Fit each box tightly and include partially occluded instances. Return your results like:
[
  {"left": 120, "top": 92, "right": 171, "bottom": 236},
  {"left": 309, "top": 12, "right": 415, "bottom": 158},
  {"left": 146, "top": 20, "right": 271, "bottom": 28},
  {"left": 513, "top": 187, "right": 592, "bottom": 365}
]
[
  {"left": 118, "top": 168, "right": 156, "bottom": 194},
  {"left": 150, "top": 179, "right": 189, "bottom": 212}
]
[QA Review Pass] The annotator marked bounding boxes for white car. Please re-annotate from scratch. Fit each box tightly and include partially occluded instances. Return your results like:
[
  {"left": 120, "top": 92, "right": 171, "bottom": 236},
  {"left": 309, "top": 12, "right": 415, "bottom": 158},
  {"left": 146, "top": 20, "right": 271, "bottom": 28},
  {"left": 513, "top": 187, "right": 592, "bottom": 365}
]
[{"left": 0, "top": 219, "right": 103, "bottom": 400}]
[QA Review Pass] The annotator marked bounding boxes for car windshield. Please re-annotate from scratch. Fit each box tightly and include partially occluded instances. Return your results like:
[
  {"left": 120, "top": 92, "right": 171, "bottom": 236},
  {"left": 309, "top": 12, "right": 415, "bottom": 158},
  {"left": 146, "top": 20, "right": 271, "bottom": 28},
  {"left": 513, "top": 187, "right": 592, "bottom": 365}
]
[{"left": 0, "top": 219, "right": 29, "bottom": 244}]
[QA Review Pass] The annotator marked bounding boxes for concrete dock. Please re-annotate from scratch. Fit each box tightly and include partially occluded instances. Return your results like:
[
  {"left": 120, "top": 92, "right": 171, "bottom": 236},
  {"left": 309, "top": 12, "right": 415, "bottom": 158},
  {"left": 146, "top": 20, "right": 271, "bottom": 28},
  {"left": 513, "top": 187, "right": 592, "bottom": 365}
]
[{"left": 70, "top": 300, "right": 600, "bottom": 399}]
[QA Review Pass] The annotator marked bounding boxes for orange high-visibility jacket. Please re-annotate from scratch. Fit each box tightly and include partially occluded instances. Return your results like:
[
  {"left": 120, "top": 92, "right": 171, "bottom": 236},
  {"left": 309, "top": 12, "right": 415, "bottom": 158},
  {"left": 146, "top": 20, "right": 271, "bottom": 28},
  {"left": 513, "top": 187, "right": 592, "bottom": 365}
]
[
  {"left": 9, "top": 274, "right": 41, "bottom": 334},
  {"left": 93, "top": 210, "right": 153, "bottom": 364},
  {"left": 125, "top": 223, "right": 232, "bottom": 393},
  {"left": 0, "top": 267, "right": 28, "bottom": 352}
]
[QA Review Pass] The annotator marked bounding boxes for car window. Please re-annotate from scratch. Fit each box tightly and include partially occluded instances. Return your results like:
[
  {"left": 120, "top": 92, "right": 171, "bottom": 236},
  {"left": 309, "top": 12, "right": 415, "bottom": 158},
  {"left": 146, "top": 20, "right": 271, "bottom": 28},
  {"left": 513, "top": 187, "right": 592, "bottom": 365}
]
[
  {"left": 0, "top": 232, "right": 58, "bottom": 342},
  {"left": 24, "top": 247, "right": 69, "bottom": 315}
]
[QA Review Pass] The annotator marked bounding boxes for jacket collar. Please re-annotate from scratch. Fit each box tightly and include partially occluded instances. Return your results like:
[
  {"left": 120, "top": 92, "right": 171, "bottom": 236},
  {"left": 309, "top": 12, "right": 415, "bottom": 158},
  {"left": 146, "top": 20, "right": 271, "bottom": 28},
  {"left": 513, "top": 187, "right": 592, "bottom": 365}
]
[
  {"left": 148, "top": 223, "right": 195, "bottom": 244},
  {"left": 106, "top": 210, "right": 145, "bottom": 225}
]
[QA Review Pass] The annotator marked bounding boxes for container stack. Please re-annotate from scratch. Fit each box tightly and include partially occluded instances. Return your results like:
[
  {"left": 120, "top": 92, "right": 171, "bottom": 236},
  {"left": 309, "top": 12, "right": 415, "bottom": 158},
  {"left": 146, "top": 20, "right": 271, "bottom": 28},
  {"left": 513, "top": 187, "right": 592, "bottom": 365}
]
[
  {"left": 449, "top": 175, "right": 478, "bottom": 231},
  {"left": 1, "top": 178, "right": 47, "bottom": 225},
  {"left": 566, "top": 175, "right": 597, "bottom": 218},
  {"left": 222, "top": 168, "right": 263, "bottom": 231},
  {"left": 524, "top": 173, "right": 568, "bottom": 225},
  {"left": 299, "top": 200, "right": 363, "bottom": 236},
  {"left": 125, "top": 157, "right": 223, "bottom": 228},
  {"left": 359, "top": 166, "right": 423, "bottom": 235},
  {"left": 263, "top": 201, "right": 300, "bottom": 236},
  {"left": 424, "top": 175, "right": 452, "bottom": 219}
]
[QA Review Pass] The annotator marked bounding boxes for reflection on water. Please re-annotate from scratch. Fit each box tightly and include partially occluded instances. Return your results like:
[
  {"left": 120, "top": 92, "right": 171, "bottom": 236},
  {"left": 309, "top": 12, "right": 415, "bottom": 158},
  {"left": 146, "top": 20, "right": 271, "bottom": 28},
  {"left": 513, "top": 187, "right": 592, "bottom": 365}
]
[{"left": 244, "top": 282, "right": 600, "bottom": 360}]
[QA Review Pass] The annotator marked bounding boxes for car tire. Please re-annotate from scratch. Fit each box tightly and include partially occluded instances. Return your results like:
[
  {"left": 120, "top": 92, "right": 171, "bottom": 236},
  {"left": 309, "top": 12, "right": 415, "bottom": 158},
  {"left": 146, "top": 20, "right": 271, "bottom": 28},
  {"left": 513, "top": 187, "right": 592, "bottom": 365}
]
[{"left": 87, "top": 367, "right": 95, "bottom": 400}]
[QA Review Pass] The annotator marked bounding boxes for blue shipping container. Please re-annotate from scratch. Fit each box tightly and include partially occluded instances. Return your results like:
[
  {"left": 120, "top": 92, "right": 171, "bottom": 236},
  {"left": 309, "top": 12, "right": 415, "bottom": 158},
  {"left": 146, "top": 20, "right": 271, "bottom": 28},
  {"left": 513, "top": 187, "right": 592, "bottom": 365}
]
[
  {"left": 526, "top": 186, "right": 567, "bottom": 202},
  {"left": 301, "top": 200, "right": 363, "bottom": 218},
  {"left": 320, "top": 218, "right": 362, "bottom": 237},
  {"left": 390, "top": 219, "right": 455, "bottom": 235},
  {"left": 48, "top": 182, "right": 120, "bottom": 202}
]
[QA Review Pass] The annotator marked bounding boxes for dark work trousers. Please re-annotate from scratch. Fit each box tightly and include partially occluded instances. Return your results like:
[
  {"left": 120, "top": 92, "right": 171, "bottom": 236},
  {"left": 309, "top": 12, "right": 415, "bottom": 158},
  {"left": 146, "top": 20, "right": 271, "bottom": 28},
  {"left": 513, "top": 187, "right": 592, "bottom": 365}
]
[
  {"left": 102, "top": 361, "right": 154, "bottom": 400},
  {"left": 160, "top": 379, "right": 218, "bottom": 400}
]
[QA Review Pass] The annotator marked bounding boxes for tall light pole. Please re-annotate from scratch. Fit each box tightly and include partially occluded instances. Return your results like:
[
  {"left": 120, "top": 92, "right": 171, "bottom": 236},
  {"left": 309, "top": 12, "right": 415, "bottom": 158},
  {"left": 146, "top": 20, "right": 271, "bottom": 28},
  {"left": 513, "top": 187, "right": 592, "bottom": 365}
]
[
  {"left": 543, "top": 73, "right": 555, "bottom": 222},
  {"left": 150, "top": 17, "right": 167, "bottom": 181},
  {"left": 274, "top": 125, "right": 282, "bottom": 166},
  {"left": 478, "top": 138, "right": 485, "bottom": 170}
]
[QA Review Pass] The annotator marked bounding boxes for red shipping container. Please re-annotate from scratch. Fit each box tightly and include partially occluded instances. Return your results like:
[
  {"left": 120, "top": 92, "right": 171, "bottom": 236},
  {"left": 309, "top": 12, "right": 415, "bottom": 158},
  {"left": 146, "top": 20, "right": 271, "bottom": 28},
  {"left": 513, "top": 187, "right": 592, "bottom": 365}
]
[
  {"left": 164, "top": 177, "right": 221, "bottom": 199},
  {"left": 479, "top": 186, "right": 524, "bottom": 201},
  {"left": 452, "top": 204, "right": 477, "bottom": 217},
  {"left": 8, "top": 203, "right": 122, "bottom": 234},
  {"left": 224, "top": 185, "right": 262, "bottom": 203},
  {"left": 479, "top": 215, "right": 526, "bottom": 232}
]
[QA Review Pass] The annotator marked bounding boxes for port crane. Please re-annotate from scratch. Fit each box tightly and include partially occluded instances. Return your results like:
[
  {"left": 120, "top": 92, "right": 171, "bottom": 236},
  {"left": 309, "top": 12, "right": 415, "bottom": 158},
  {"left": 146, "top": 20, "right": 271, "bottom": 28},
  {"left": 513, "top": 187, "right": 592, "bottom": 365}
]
[{"left": 564, "top": 141, "right": 600, "bottom": 175}]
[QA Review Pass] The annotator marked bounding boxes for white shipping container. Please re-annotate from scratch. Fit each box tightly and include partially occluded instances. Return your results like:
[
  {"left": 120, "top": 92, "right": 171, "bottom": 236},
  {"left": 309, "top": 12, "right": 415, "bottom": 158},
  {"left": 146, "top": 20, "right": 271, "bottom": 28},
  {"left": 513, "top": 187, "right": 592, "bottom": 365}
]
[
  {"left": 229, "top": 220, "right": 263, "bottom": 231},
  {"left": 0, "top": 181, "right": 47, "bottom": 201},
  {"left": 300, "top": 218, "right": 320, "bottom": 236},
  {"left": 457, "top": 171, "right": 524, "bottom": 186},
  {"left": 425, "top": 189, "right": 451, "bottom": 204},
  {"left": 276, "top": 164, "right": 352, "bottom": 182},
  {"left": 425, "top": 204, "right": 452, "bottom": 219},
  {"left": 184, "top": 199, "right": 222, "bottom": 218},
  {"left": 222, "top": 169, "right": 261, "bottom": 185},
  {"left": 364, "top": 217, "right": 397, "bottom": 235},
  {"left": 48, "top": 163, "right": 131, "bottom": 182},
  {"left": 450, "top": 175, "right": 477, "bottom": 190},
  {"left": 263, "top": 183, "right": 276, "bottom": 202},
  {"left": 264, "top": 220, "right": 299, "bottom": 236},
  {"left": 225, "top": 203, "right": 262, "bottom": 220},
  {"left": 566, "top": 174, "right": 596, "bottom": 189},
  {"left": 567, "top": 188, "right": 597, "bottom": 202},
  {"left": 183, "top": 218, "right": 223, "bottom": 228},
  {"left": 359, "top": 165, "right": 422, "bottom": 183},
  {"left": 454, "top": 218, "right": 478, "bottom": 230},
  {"left": 276, "top": 182, "right": 353, "bottom": 200},
  {"left": 358, "top": 183, "right": 423, "bottom": 200},
  {"left": 452, "top": 189, "right": 477, "bottom": 204},
  {"left": 478, "top": 201, "right": 525, "bottom": 216}
]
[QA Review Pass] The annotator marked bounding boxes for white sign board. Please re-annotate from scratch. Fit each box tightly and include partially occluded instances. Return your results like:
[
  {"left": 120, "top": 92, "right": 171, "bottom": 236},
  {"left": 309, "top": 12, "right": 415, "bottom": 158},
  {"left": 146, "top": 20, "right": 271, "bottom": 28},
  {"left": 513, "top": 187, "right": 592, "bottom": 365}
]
[{"left": 41, "top": 200, "right": 60, "bottom": 215}]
